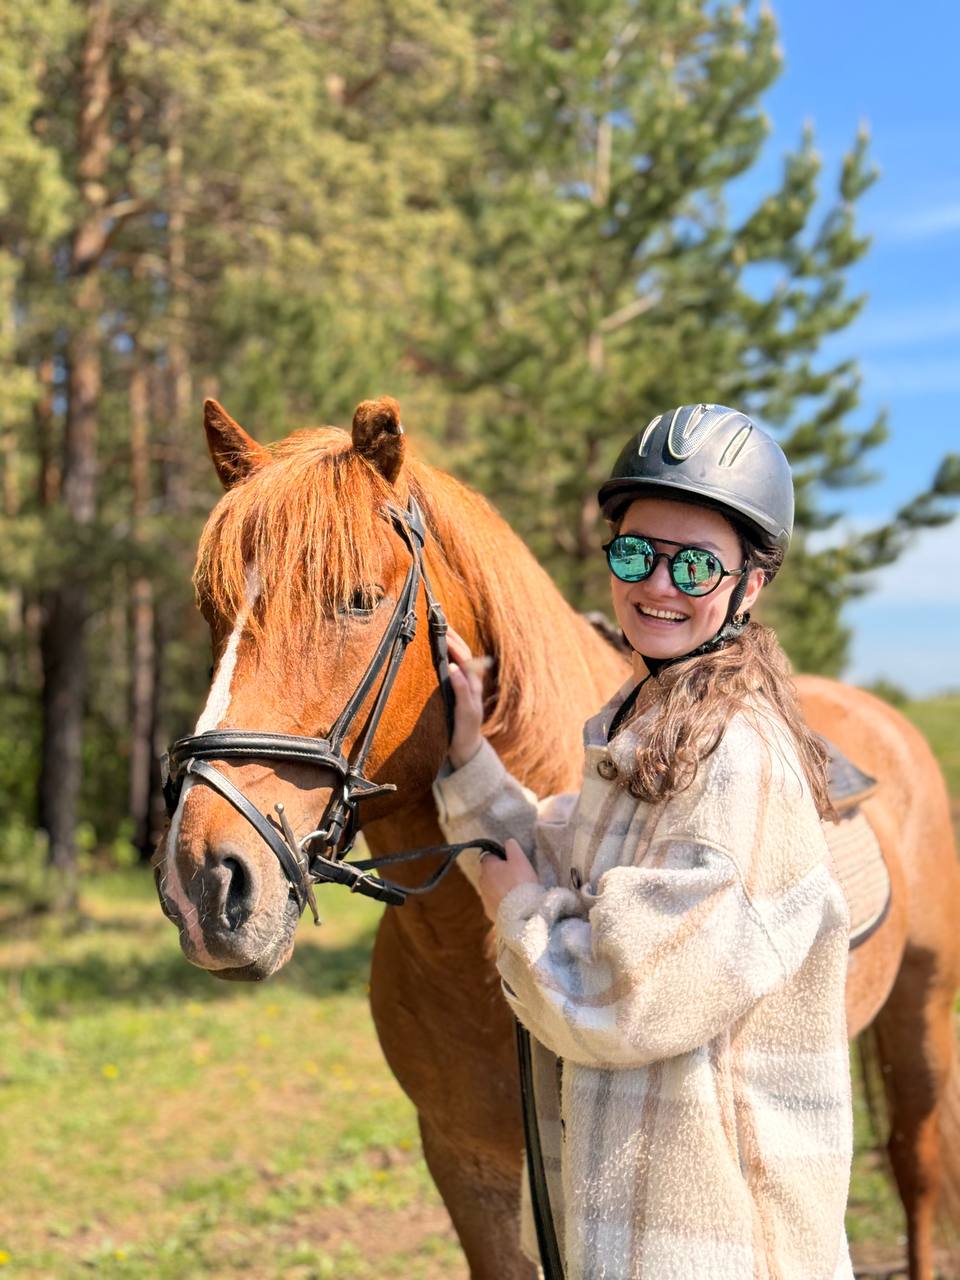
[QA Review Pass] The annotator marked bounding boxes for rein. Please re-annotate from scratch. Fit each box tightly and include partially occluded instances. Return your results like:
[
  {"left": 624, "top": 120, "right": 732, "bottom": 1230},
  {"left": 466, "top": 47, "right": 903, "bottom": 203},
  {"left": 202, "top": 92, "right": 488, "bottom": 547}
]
[{"left": 161, "top": 495, "right": 503, "bottom": 921}]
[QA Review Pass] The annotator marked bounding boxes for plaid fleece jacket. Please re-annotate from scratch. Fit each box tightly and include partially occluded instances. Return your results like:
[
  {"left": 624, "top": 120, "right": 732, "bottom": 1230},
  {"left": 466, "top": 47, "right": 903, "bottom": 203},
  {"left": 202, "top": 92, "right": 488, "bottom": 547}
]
[{"left": 433, "top": 684, "right": 854, "bottom": 1280}]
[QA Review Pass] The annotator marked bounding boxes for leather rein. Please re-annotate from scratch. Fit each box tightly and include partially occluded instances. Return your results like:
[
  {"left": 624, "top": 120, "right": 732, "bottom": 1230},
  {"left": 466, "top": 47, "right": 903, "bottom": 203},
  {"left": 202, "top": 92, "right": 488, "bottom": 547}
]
[{"left": 161, "top": 495, "right": 503, "bottom": 922}]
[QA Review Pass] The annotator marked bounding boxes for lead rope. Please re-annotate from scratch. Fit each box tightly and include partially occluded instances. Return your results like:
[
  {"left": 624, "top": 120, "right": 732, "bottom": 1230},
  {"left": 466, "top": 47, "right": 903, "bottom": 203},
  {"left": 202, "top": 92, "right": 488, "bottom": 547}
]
[{"left": 517, "top": 1022, "right": 565, "bottom": 1279}]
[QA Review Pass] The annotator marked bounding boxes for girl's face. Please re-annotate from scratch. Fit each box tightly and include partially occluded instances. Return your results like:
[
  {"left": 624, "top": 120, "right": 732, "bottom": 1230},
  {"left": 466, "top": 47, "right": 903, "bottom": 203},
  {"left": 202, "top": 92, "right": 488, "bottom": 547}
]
[{"left": 610, "top": 496, "right": 766, "bottom": 661}]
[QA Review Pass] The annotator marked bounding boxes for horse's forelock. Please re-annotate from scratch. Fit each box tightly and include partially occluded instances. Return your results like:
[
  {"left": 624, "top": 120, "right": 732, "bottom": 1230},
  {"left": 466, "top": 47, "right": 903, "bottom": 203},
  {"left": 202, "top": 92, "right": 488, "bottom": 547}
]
[{"left": 194, "top": 428, "right": 397, "bottom": 644}]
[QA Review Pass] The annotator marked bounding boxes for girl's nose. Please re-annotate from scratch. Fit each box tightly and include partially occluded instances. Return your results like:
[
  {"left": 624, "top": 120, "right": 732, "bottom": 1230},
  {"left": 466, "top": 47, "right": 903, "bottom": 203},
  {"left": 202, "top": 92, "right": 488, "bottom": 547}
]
[{"left": 648, "top": 557, "right": 679, "bottom": 592}]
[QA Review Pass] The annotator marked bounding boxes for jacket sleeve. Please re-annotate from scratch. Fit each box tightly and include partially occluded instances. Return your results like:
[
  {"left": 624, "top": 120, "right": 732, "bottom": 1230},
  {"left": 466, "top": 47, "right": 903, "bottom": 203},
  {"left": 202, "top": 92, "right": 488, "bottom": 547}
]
[
  {"left": 494, "top": 729, "right": 842, "bottom": 1068},
  {"left": 432, "top": 740, "right": 552, "bottom": 889}
]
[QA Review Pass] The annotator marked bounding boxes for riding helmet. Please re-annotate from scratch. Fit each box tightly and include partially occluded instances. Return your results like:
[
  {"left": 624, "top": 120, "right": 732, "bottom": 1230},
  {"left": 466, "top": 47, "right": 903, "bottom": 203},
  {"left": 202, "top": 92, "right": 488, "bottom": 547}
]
[{"left": 597, "top": 404, "right": 794, "bottom": 551}]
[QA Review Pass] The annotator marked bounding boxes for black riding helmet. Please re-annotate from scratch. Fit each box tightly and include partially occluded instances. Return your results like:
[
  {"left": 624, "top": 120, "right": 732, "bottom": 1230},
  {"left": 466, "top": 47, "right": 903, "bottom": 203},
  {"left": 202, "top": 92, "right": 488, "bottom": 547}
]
[
  {"left": 597, "top": 403, "right": 794, "bottom": 551},
  {"left": 597, "top": 405, "right": 794, "bottom": 693}
]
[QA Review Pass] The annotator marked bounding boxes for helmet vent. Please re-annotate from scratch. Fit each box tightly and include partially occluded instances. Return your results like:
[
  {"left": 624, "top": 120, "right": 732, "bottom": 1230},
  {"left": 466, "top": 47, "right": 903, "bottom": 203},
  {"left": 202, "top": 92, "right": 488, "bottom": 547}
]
[
  {"left": 667, "top": 404, "right": 738, "bottom": 460},
  {"left": 718, "top": 423, "right": 753, "bottom": 468},
  {"left": 636, "top": 414, "right": 664, "bottom": 458}
]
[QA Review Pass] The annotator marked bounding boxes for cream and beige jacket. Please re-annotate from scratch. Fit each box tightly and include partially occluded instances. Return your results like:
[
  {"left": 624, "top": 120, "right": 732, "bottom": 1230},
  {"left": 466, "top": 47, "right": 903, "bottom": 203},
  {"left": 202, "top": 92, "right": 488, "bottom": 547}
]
[{"left": 433, "top": 682, "right": 854, "bottom": 1280}]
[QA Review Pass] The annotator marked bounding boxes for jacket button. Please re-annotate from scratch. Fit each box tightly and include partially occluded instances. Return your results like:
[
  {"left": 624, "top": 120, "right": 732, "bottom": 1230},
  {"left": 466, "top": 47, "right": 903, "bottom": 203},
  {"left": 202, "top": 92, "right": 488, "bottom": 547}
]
[{"left": 596, "top": 758, "right": 618, "bottom": 780}]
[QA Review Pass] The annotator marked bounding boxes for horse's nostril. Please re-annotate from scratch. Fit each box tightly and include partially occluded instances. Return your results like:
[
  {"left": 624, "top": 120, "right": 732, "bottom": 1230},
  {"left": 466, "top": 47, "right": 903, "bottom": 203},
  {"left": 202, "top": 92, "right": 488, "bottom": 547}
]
[{"left": 222, "top": 856, "right": 253, "bottom": 931}]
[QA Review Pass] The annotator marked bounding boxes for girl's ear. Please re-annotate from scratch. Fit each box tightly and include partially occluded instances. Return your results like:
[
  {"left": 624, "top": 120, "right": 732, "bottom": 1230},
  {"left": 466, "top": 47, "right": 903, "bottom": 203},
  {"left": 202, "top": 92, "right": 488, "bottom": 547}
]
[
  {"left": 740, "top": 565, "right": 767, "bottom": 614},
  {"left": 351, "top": 396, "right": 406, "bottom": 484},
  {"left": 203, "top": 399, "right": 270, "bottom": 489}
]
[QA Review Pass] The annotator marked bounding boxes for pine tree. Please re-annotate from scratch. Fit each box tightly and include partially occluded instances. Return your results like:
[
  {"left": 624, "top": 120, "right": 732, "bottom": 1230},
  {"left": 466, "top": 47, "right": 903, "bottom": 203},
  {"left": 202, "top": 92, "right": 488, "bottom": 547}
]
[{"left": 418, "top": 0, "right": 959, "bottom": 671}]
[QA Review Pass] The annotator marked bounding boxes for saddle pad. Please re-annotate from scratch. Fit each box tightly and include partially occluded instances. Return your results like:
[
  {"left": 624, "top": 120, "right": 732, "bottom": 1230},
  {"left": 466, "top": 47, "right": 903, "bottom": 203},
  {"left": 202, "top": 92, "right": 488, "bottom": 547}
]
[
  {"left": 821, "top": 734, "right": 877, "bottom": 814},
  {"left": 822, "top": 809, "right": 891, "bottom": 949}
]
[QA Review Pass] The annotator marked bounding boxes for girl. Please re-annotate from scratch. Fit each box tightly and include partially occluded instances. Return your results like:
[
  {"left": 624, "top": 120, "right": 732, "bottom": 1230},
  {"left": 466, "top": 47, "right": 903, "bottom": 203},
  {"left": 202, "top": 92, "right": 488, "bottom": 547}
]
[{"left": 432, "top": 404, "right": 853, "bottom": 1280}]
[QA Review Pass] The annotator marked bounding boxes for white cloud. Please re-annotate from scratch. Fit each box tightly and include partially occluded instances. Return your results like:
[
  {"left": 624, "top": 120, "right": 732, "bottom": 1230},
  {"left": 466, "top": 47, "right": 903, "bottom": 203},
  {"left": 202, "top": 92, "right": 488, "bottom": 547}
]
[
  {"left": 810, "top": 519, "right": 960, "bottom": 605},
  {"left": 851, "top": 301, "right": 960, "bottom": 350},
  {"left": 877, "top": 201, "right": 960, "bottom": 242},
  {"left": 860, "top": 355, "right": 960, "bottom": 396},
  {"left": 855, "top": 520, "right": 960, "bottom": 605}
]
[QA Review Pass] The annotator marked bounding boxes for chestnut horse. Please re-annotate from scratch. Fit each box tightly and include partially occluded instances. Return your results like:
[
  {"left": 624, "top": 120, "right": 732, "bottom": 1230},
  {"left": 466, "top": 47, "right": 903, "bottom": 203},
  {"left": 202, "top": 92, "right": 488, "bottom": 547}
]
[{"left": 155, "top": 397, "right": 960, "bottom": 1280}]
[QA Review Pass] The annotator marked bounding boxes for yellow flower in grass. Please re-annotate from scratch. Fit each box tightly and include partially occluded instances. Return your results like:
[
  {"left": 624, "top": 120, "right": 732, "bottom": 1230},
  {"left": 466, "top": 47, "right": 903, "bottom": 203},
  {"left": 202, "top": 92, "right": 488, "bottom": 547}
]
[
  {"left": 101, "top": 1063, "right": 119, "bottom": 1080},
  {"left": 0, "top": 1249, "right": 11, "bottom": 1266}
]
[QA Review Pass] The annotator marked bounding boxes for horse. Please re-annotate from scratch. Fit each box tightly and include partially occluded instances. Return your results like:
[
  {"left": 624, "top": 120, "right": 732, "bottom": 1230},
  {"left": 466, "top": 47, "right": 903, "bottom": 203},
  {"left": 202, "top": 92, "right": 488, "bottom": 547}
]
[{"left": 154, "top": 395, "right": 960, "bottom": 1280}]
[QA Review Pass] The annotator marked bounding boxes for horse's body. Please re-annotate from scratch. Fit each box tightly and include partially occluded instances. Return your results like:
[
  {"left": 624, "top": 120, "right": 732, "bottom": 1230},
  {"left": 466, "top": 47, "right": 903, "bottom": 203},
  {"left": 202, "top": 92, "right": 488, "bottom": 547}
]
[{"left": 156, "top": 398, "right": 960, "bottom": 1280}]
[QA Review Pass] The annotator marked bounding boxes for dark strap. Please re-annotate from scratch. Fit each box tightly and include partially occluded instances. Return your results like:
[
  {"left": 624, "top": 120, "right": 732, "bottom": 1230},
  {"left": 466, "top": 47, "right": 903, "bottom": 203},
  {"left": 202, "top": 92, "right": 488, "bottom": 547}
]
[
  {"left": 170, "top": 730, "right": 349, "bottom": 775},
  {"left": 516, "top": 1022, "right": 564, "bottom": 1279},
  {"left": 183, "top": 758, "right": 310, "bottom": 911},
  {"left": 606, "top": 675, "right": 650, "bottom": 742}
]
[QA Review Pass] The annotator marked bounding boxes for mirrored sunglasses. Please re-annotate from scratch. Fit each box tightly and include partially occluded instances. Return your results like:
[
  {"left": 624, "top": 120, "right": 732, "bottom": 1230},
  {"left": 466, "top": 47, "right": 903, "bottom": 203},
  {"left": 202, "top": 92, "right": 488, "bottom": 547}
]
[{"left": 602, "top": 533, "right": 744, "bottom": 597}]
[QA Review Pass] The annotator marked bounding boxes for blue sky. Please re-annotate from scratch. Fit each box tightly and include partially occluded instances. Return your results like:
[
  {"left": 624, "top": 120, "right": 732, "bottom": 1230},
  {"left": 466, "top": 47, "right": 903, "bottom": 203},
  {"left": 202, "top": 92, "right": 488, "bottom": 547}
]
[{"left": 729, "top": 1, "right": 960, "bottom": 694}]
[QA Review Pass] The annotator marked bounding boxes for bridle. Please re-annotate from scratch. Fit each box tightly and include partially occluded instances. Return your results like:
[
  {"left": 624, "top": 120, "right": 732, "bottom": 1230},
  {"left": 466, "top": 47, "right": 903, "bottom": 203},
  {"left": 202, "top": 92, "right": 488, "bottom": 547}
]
[{"left": 161, "top": 495, "right": 502, "bottom": 922}]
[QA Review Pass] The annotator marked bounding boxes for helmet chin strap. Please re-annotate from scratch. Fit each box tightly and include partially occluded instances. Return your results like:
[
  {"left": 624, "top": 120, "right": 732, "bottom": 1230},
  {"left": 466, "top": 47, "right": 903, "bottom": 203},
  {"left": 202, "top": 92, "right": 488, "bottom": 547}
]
[{"left": 627, "top": 570, "right": 751, "bottom": 677}]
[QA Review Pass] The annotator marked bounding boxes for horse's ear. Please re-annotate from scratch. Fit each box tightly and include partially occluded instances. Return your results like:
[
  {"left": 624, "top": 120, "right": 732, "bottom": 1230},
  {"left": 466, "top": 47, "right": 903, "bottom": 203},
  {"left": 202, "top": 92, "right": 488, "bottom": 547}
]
[
  {"left": 203, "top": 399, "right": 270, "bottom": 489},
  {"left": 351, "top": 396, "right": 406, "bottom": 484}
]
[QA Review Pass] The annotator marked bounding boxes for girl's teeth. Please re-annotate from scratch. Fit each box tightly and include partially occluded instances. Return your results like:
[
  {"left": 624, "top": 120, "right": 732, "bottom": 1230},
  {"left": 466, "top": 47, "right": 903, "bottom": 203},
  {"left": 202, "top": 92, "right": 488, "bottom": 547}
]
[{"left": 638, "top": 606, "right": 686, "bottom": 621}]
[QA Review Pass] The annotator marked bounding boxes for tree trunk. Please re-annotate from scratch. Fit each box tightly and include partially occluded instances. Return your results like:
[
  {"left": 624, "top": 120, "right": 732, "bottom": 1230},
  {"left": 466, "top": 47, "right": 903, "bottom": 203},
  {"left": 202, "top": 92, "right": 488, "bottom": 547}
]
[
  {"left": 127, "top": 358, "right": 159, "bottom": 858},
  {"left": 147, "top": 100, "right": 194, "bottom": 850},
  {"left": 37, "top": 0, "right": 112, "bottom": 901}
]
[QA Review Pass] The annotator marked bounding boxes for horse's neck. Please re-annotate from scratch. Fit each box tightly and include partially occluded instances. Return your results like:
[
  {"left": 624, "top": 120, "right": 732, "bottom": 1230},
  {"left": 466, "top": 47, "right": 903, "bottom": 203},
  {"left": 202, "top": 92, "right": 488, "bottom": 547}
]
[{"left": 426, "top": 501, "right": 629, "bottom": 797}]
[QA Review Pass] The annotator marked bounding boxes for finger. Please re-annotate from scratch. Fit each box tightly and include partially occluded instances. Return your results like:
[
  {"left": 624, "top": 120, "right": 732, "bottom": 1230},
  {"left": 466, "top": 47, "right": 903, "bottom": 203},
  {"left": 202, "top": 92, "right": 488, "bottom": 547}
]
[
  {"left": 504, "top": 838, "right": 525, "bottom": 858},
  {"left": 448, "top": 663, "right": 475, "bottom": 699},
  {"left": 447, "top": 630, "right": 474, "bottom": 663}
]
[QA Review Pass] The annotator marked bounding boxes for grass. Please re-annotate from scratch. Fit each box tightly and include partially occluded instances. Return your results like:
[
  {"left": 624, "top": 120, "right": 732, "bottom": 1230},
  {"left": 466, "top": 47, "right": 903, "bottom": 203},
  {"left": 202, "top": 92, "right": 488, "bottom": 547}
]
[
  {"left": 902, "top": 695, "right": 960, "bottom": 806},
  {"left": 0, "top": 874, "right": 464, "bottom": 1279},
  {"left": 1, "top": 693, "right": 957, "bottom": 1276}
]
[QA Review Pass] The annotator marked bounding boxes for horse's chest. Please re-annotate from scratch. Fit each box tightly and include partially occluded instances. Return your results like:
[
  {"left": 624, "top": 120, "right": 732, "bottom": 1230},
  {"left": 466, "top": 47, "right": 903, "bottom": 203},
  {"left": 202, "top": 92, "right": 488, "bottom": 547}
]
[{"left": 368, "top": 912, "right": 523, "bottom": 1148}]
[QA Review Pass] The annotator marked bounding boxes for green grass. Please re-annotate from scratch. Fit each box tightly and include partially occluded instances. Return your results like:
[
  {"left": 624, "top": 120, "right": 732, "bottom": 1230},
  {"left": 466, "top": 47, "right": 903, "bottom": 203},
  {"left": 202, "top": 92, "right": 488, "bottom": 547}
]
[
  {"left": 1, "top": 694, "right": 957, "bottom": 1276},
  {"left": 0, "top": 875, "right": 464, "bottom": 1279},
  {"left": 902, "top": 695, "right": 960, "bottom": 801}
]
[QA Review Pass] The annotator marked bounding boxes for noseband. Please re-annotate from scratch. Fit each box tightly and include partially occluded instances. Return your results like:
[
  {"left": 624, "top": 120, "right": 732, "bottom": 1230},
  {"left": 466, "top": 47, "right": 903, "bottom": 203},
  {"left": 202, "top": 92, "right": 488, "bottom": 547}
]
[{"left": 162, "top": 495, "right": 502, "bottom": 921}]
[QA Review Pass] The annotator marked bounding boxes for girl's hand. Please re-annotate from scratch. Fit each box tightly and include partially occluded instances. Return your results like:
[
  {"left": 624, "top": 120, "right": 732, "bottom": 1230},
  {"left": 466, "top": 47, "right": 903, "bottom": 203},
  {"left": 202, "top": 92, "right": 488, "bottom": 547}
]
[
  {"left": 478, "top": 838, "right": 538, "bottom": 923},
  {"left": 447, "top": 629, "right": 491, "bottom": 769}
]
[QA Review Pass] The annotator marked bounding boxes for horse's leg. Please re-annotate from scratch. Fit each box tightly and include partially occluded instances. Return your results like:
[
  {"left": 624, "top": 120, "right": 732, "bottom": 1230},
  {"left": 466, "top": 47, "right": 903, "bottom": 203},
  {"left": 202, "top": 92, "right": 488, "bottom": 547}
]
[
  {"left": 418, "top": 1113, "right": 537, "bottom": 1280},
  {"left": 871, "top": 945, "right": 958, "bottom": 1280}
]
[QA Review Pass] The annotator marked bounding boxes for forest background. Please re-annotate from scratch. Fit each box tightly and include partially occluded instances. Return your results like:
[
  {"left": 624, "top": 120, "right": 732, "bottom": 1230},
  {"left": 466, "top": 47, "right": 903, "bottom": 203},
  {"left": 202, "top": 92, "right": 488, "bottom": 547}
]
[
  {"left": 1, "top": 0, "right": 958, "bottom": 899},
  {"left": 2, "top": 2, "right": 960, "bottom": 1275}
]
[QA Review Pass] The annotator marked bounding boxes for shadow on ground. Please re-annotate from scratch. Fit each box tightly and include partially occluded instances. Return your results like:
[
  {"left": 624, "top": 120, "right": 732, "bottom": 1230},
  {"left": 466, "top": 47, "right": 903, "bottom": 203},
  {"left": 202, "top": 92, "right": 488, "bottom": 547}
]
[{"left": 0, "top": 928, "right": 378, "bottom": 1017}]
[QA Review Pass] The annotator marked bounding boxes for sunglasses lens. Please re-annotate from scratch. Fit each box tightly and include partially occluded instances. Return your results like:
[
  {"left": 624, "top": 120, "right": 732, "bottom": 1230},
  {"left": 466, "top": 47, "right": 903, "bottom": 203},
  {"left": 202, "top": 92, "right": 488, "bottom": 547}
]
[
  {"left": 673, "top": 548, "right": 721, "bottom": 595},
  {"left": 607, "top": 535, "right": 655, "bottom": 581}
]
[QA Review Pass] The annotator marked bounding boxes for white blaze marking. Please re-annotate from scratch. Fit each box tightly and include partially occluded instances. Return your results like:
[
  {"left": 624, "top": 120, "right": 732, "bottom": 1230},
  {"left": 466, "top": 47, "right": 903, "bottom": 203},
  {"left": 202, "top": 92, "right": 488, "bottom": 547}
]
[{"left": 162, "top": 571, "right": 259, "bottom": 963}]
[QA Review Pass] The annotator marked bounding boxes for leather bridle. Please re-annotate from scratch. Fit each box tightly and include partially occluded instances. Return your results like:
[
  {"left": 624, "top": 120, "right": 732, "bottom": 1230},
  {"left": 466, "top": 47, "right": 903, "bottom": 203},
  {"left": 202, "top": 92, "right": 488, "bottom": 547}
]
[{"left": 162, "top": 495, "right": 502, "bottom": 921}]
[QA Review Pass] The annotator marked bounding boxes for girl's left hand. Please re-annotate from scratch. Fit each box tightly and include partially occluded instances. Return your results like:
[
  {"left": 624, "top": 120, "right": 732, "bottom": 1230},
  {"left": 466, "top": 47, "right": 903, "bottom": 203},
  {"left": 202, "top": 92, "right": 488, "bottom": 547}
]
[{"left": 478, "top": 837, "right": 538, "bottom": 923}]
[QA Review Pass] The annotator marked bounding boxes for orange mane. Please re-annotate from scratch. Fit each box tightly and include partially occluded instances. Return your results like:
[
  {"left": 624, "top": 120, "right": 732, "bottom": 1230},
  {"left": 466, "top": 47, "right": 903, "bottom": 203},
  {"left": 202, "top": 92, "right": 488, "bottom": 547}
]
[{"left": 194, "top": 429, "right": 626, "bottom": 786}]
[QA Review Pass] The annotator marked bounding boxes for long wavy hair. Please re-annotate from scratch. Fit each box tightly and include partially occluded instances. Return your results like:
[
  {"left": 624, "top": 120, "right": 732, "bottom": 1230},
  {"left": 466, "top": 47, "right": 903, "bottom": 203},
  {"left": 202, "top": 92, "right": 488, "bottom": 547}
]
[{"left": 622, "top": 533, "right": 835, "bottom": 819}]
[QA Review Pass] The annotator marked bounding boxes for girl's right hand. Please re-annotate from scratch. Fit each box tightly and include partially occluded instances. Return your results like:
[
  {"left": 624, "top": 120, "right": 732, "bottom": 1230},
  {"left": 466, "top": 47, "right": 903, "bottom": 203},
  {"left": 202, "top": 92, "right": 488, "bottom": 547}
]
[{"left": 447, "top": 629, "right": 490, "bottom": 769}]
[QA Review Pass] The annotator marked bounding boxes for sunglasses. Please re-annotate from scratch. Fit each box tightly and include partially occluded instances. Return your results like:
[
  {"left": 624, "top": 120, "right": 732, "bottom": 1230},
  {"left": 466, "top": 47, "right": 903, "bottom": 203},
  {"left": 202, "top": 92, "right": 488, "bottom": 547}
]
[{"left": 603, "top": 533, "right": 745, "bottom": 597}]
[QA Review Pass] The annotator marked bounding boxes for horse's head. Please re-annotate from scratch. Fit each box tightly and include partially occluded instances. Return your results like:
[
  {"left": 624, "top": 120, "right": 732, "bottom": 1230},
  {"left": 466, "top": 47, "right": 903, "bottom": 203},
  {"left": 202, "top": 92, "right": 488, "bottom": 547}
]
[{"left": 154, "top": 396, "right": 488, "bottom": 979}]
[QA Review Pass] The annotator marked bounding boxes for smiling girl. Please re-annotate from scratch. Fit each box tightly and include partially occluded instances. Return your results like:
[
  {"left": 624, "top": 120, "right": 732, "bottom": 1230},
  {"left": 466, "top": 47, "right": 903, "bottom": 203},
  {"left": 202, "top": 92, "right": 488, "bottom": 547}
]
[{"left": 432, "top": 404, "right": 853, "bottom": 1280}]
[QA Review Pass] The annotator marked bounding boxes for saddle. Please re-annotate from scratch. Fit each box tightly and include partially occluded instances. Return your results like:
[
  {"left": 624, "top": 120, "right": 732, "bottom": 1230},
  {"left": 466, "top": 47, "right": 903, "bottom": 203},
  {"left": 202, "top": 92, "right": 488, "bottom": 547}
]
[{"left": 820, "top": 737, "right": 890, "bottom": 950}]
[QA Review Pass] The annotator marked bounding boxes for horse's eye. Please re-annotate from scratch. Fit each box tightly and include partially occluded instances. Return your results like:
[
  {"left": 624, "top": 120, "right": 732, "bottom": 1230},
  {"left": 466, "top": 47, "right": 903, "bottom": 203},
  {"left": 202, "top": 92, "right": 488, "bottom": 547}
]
[{"left": 341, "top": 586, "right": 384, "bottom": 616}]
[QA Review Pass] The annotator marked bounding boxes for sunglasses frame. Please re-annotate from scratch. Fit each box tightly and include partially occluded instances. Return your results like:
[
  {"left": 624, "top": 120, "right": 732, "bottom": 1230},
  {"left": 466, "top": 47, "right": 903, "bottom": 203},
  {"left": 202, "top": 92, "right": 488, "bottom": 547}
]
[{"left": 602, "top": 532, "right": 745, "bottom": 597}]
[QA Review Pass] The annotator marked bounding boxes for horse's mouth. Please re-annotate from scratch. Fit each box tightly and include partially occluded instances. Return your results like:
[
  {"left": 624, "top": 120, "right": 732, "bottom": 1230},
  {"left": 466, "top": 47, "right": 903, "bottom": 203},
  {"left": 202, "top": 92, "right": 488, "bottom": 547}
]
[{"left": 155, "top": 866, "right": 302, "bottom": 980}]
